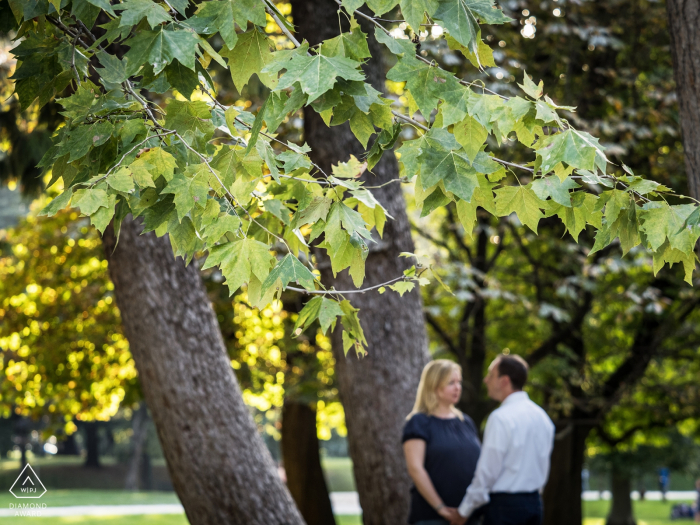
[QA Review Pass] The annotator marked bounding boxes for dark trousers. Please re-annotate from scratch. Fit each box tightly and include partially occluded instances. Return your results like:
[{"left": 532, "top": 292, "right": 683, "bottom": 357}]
[{"left": 482, "top": 492, "right": 542, "bottom": 525}]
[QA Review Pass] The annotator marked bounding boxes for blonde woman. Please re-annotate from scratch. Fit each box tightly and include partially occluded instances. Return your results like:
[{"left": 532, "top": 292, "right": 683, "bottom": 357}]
[{"left": 403, "top": 360, "right": 481, "bottom": 525}]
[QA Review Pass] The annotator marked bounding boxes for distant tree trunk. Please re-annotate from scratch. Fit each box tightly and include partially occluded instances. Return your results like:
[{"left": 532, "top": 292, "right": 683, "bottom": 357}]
[
  {"left": 606, "top": 465, "right": 636, "bottom": 525},
  {"left": 543, "top": 423, "right": 592, "bottom": 525},
  {"left": 102, "top": 215, "right": 304, "bottom": 525},
  {"left": 667, "top": 0, "right": 700, "bottom": 199},
  {"left": 281, "top": 400, "right": 336, "bottom": 525},
  {"left": 83, "top": 422, "right": 100, "bottom": 468},
  {"left": 58, "top": 432, "right": 79, "bottom": 455},
  {"left": 125, "top": 403, "right": 148, "bottom": 491},
  {"left": 289, "top": 1, "right": 431, "bottom": 523}
]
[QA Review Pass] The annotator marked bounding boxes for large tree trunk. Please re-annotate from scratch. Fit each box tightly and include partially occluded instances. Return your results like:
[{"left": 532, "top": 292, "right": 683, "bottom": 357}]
[
  {"left": 542, "top": 423, "right": 591, "bottom": 525},
  {"left": 281, "top": 400, "right": 336, "bottom": 525},
  {"left": 83, "top": 422, "right": 100, "bottom": 468},
  {"left": 102, "top": 215, "right": 304, "bottom": 525},
  {"left": 289, "top": 2, "right": 431, "bottom": 523},
  {"left": 667, "top": 0, "right": 700, "bottom": 199},
  {"left": 606, "top": 464, "right": 636, "bottom": 525}
]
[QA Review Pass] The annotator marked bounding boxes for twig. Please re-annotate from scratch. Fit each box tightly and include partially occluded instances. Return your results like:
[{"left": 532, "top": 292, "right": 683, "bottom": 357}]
[
  {"left": 261, "top": 0, "right": 302, "bottom": 48},
  {"left": 70, "top": 33, "right": 82, "bottom": 87},
  {"left": 287, "top": 274, "right": 407, "bottom": 295}
]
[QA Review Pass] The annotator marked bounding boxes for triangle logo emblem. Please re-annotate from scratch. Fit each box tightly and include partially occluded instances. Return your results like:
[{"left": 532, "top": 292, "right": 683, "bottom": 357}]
[{"left": 9, "top": 464, "right": 47, "bottom": 499}]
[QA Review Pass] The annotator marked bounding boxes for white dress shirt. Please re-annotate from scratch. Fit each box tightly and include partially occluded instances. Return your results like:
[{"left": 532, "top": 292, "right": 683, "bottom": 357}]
[{"left": 458, "top": 391, "right": 555, "bottom": 518}]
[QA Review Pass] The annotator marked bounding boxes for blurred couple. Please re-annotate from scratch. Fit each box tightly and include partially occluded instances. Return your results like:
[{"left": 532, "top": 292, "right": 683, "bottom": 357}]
[{"left": 403, "top": 355, "right": 555, "bottom": 525}]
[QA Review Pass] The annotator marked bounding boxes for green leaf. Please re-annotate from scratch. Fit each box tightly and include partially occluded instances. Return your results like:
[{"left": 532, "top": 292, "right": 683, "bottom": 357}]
[
  {"left": 164, "top": 60, "right": 200, "bottom": 99},
  {"left": 115, "top": 0, "right": 170, "bottom": 29},
  {"left": 341, "top": 0, "right": 365, "bottom": 12},
  {"left": 220, "top": 28, "right": 277, "bottom": 92},
  {"left": 168, "top": 214, "right": 199, "bottom": 264},
  {"left": 418, "top": 128, "right": 480, "bottom": 202},
  {"left": 262, "top": 253, "right": 317, "bottom": 292},
  {"left": 202, "top": 238, "right": 274, "bottom": 296},
  {"left": 366, "top": 0, "right": 399, "bottom": 15},
  {"left": 246, "top": 96, "right": 270, "bottom": 153},
  {"left": 519, "top": 71, "right": 544, "bottom": 100},
  {"left": 400, "top": 0, "right": 438, "bottom": 30},
  {"left": 125, "top": 27, "right": 200, "bottom": 76},
  {"left": 537, "top": 130, "right": 597, "bottom": 174},
  {"left": 201, "top": 212, "right": 241, "bottom": 243},
  {"left": 86, "top": 0, "right": 116, "bottom": 16},
  {"left": 389, "top": 281, "right": 415, "bottom": 297},
  {"left": 373, "top": 26, "right": 416, "bottom": 55},
  {"left": 293, "top": 296, "right": 345, "bottom": 335},
  {"left": 445, "top": 31, "right": 495, "bottom": 69},
  {"left": 61, "top": 121, "right": 114, "bottom": 162},
  {"left": 194, "top": 0, "right": 266, "bottom": 48},
  {"left": 39, "top": 188, "right": 73, "bottom": 217},
  {"left": 91, "top": 194, "right": 117, "bottom": 234},
  {"left": 349, "top": 110, "right": 375, "bottom": 148},
  {"left": 453, "top": 115, "right": 488, "bottom": 162},
  {"left": 531, "top": 175, "right": 580, "bottom": 207},
  {"left": 639, "top": 203, "right": 698, "bottom": 253},
  {"left": 164, "top": 100, "right": 215, "bottom": 142},
  {"left": 277, "top": 52, "right": 365, "bottom": 103},
  {"left": 107, "top": 167, "right": 135, "bottom": 193},
  {"left": 387, "top": 55, "right": 445, "bottom": 117},
  {"left": 339, "top": 300, "right": 367, "bottom": 356},
  {"left": 325, "top": 202, "right": 373, "bottom": 255},
  {"left": 494, "top": 185, "right": 546, "bottom": 233},
  {"left": 161, "top": 166, "right": 210, "bottom": 222},
  {"left": 320, "top": 19, "right": 371, "bottom": 61},
  {"left": 72, "top": 188, "right": 110, "bottom": 216},
  {"left": 434, "top": 0, "right": 511, "bottom": 52},
  {"left": 138, "top": 147, "right": 178, "bottom": 181},
  {"left": 296, "top": 196, "right": 332, "bottom": 225}
]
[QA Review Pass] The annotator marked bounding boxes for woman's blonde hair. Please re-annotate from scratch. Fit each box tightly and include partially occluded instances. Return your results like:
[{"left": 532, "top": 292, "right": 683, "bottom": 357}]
[{"left": 407, "top": 359, "right": 463, "bottom": 420}]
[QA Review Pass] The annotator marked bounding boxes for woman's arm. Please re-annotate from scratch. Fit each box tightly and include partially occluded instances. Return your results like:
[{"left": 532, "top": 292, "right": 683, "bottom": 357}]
[{"left": 403, "top": 439, "right": 458, "bottom": 521}]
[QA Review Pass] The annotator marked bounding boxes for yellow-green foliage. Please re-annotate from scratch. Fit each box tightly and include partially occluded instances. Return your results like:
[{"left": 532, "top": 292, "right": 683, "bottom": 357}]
[{"left": 0, "top": 203, "right": 137, "bottom": 432}]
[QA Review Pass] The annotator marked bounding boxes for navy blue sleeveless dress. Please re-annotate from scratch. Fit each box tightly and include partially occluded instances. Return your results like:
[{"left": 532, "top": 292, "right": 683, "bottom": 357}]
[{"left": 402, "top": 413, "right": 481, "bottom": 524}]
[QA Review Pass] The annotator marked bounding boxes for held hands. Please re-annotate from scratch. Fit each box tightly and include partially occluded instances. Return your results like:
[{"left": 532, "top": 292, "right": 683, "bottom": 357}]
[{"left": 437, "top": 505, "right": 466, "bottom": 525}]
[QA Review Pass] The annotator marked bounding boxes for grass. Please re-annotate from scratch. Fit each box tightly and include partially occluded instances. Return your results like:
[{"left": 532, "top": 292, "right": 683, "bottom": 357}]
[
  {"left": 322, "top": 456, "right": 355, "bottom": 492},
  {"left": 0, "top": 516, "right": 362, "bottom": 525},
  {"left": 583, "top": 499, "right": 696, "bottom": 525},
  {"left": 0, "top": 490, "right": 181, "bottom": 508}
]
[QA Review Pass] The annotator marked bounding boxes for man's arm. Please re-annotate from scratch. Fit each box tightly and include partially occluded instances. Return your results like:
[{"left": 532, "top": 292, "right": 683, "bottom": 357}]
[{"left": 458, "top": 415, "right": 509, "bottom": 518}]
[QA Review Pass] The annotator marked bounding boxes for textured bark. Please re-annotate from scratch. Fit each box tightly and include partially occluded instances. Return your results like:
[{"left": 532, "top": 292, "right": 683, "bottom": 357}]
[
  {"left": 125, "top": 403, "right": 148, "bottom": 491},
  {"left": 281, "top": 400, "right": 336, "bottom": 525},
  {"left": 667, "top": 0, "right": 700, "bottom": 199},
  {"left": 542, "top": 423, "right": 591, "bottom": 525},
  {"left": 288, "top": 1, "right": 431, "bottom": 523},
  {"left": 103, "top": 215, "right": 303, "bottom": 525},
  {"left": 606, "top": 465, "right": 636, "bottom": 525}
]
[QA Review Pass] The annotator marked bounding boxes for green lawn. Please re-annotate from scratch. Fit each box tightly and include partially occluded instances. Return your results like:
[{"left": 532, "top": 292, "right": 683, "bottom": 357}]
[
  {"left": 583, "top": 499, "right": 695, "bottom": 525},
  {"left": 0, "top": 515, "right": 361, "bottom": 525},
  {"left": 0, "top": 490, "right": 181, "bottom": 508},
  {"left": 322, "top": 456, "right": 355, "bottom": 492}
]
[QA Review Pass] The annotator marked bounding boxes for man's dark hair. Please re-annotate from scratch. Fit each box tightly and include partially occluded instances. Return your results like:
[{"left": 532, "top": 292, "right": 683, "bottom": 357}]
[{"left": 496, "top": 354, "right": 529, "bottom": 390}]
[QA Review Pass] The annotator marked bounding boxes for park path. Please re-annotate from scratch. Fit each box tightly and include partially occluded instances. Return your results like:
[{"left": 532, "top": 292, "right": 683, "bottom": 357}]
[{"left": 0, "top": 491, "right": 696, "bottom": 517}]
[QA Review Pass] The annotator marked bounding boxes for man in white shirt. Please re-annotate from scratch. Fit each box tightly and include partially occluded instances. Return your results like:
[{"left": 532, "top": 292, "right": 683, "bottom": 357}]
[{"left": 453, "top": 354, "right": 555, "bottom": 525}]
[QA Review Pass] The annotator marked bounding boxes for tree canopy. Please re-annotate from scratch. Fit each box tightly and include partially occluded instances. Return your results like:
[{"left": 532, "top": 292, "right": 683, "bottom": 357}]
[{"left": 5, "top": 0, "right": 700, "bottom": 358}]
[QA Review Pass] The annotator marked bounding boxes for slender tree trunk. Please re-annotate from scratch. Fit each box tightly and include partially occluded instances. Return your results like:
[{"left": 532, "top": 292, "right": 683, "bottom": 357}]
[
  {"left": 83, "top": 422, "right": 100, "bottom": 468},
  {"left": 667, "top": 0, "right": 700, "bottom": 199},
  {"left": 125, "top": 403, "right": 148, "bottom": 491},
  {"left": 281, "top": 400, "right": 336, "bottom": 525},
  {"left": 289, "top": 1, "right": 431, "bottom": 523},
  {"left": 102, "top": 215, "right": 304, "bottom": 525},
  {"left": 606, "top": 465, "right": 636, "bottom": 525},
  {"left": 542, "top": 423, "right": 592, "bottom": 525}
]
